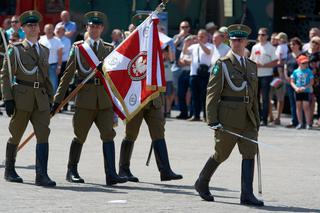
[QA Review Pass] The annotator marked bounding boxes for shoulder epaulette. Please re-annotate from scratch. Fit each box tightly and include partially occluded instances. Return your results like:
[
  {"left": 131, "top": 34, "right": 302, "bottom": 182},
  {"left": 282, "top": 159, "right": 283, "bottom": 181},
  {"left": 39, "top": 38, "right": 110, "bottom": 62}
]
[
  {"left": 220, "top": 56, "right": 231, "bottom": 62},
  {"left": 12, "top": 42, "right": 22, "bottom": 46},
  {"left": 39, "top": 43, "right": 49, "bottom": 50},
  {"left": 103, "top": 41, "right": 114, "bottom": 48},
  {"left": 73, "top": 40, "right": 84, "bottom": 46},
  {"left": 246, "top": 58, "right": 256, "bottom": 65}
]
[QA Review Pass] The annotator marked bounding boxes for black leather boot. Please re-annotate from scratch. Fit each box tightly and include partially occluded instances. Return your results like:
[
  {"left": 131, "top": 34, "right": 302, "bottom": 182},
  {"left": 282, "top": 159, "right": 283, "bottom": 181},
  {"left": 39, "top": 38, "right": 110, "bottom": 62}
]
[
  {"left": 153, "top": 139, "right": 183, "bottom": 181},
  {"left": 194, "top": 157, "right": 220, "bottom": 201},
  {"left": 240, "top": 159, "right": 264, "bottom": 206},
  {"left": 66, "top": 139, "right": 85, "bottom": 183},
  {"left": 103, "top": 141, "right": 127, "bottom": 186},
  {"left": 35, "top": 143, "right": 56, "bottom": 187},
  {"left": 118, "top": 140, "right": 139, "bottom": 182},
  {"left": 4, "top": 143, "right": 23, "bottom": 183}
]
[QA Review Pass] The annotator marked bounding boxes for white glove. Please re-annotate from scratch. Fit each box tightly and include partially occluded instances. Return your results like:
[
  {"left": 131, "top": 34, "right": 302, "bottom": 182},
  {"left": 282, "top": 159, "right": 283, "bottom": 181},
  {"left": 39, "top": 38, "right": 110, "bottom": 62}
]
[{"left": 209, "top": 122, "right": 222, "bottom": 130}]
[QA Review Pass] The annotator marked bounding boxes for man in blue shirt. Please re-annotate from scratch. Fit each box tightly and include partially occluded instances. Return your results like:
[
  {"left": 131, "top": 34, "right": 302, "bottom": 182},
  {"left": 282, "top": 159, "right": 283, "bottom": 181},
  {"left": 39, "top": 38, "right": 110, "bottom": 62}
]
[
  {"left": 56, "top": 11, "right": 77, "bottom": 43},
  {"left": 6, "top": 15, "right": 25, "bottom": 41}
]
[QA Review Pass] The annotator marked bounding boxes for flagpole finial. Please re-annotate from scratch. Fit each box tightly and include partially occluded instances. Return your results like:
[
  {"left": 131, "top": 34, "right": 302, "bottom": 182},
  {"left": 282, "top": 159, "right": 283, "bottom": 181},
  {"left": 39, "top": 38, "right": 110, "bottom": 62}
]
[{"left": 156, "top": 0, "right": 169, "bottom": 13}]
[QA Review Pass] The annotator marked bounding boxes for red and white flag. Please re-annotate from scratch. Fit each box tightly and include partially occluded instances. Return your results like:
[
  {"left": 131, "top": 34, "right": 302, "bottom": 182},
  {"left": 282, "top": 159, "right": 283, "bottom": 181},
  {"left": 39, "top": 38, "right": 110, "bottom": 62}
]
[
  {"left": 102, "top": 13, "right": 166, "bottom": 122},
  {"left": 77, "top": 42, "right": 126, "bottom": 120},
  {"left": 159, "top": 32, "right": 172, "bottom": 49}
]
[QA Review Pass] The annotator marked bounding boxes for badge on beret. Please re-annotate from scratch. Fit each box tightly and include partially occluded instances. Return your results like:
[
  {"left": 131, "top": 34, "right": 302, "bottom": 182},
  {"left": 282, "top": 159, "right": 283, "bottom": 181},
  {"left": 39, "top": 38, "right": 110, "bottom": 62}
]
[{"left": 212, "top": 64, "right": 220, "bottom": 76}]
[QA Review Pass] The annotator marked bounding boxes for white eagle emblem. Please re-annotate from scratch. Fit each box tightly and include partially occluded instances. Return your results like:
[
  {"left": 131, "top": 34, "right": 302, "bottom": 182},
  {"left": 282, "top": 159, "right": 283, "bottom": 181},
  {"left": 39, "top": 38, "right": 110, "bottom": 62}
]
[
  {"left": 128, "top": 51, "right": 147, "bottom": 81},
  {"left": 132, "top": 56, "right": 147, "bottom": 76}
]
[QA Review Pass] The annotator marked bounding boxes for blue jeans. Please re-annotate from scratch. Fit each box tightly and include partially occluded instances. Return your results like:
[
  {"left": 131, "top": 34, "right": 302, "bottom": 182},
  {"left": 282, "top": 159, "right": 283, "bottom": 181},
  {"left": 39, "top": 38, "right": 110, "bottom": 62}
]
[
  {"left": 178, "top": 70, "right": 190, "bottom": 116},
  {"left": 286, "top": 83, "right": 298, "bottom": 125},
  {"left": 258, "top": 76, "right": 273, "bottom": 124},
  {"left": 190, "top": 75, "right": 208, "bottom": 119},
  {"left": 48, "top": 63, "right": 58, "bottom": 93}
]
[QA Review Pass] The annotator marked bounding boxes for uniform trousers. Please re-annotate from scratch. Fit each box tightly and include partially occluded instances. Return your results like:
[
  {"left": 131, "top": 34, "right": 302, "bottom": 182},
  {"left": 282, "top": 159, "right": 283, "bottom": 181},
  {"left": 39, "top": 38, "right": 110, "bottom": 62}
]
[{"left": 73, "top": 107, "right": 115, "bottom": 143}]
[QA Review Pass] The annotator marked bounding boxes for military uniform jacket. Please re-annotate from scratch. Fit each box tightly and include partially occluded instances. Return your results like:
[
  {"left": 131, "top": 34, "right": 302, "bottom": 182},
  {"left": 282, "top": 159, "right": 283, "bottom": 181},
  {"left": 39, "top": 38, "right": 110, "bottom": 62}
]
[
  {"left": 206, "top": 51, "right": 260, "bottom": 129},
  {"left": 0, "top": 28, "right": 7, "bottom": 70},
  {"left": 54, "top": 39, "right": 113, "bottom": 110},
  {"left": 1, "top": 40, "right": 53, "bottom": 112}
]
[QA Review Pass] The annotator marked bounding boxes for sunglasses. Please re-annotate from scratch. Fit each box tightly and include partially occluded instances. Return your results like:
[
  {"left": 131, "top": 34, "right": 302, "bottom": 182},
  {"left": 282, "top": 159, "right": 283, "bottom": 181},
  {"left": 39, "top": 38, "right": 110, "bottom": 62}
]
[
  {"left": 180, "top": 26, "right": 189, "bottom": 29},
  {"left": 11, "top": 20, "right": 19, "bottom": 24}
]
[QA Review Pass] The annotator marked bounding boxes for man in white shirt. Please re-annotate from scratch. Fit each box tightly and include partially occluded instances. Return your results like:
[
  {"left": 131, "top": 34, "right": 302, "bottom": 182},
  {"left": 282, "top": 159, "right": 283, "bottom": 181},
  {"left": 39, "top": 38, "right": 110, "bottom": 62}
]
[
  {"left": 211, "top": 31, "right": 231, "bottom": 66},
  {"left": 183, "top": 29, "right": 213, "bottom": 121},
  {"left": 250, "top": 27, "right": 278, "bottom": 126},
  {"left": 39, "top": 24, "right": 63, "bottom": 93}
]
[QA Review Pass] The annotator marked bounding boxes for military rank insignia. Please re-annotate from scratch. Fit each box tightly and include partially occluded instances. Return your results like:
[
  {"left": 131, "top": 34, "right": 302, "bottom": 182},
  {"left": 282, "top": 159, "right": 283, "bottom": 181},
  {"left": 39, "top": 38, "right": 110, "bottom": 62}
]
[{"left": 212, "top": 64, "right": 220, "bottom": 76}]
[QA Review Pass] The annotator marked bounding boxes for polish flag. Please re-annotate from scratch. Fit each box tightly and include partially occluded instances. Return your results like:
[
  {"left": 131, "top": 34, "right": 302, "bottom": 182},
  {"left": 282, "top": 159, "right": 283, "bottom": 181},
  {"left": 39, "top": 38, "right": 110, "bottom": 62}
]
[
  {"left": 101, "top": 14, "right": 165, "bottom": 123},
  {"left": 77, "top": 42, "right": 126, "bottom": 120}
]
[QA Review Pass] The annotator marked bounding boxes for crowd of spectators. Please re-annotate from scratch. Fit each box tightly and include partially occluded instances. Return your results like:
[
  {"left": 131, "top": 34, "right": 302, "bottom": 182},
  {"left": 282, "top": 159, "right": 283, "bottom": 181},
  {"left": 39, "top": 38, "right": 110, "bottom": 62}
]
[{"left": 1, "top": 11, "right": 320, "bottom": 131}]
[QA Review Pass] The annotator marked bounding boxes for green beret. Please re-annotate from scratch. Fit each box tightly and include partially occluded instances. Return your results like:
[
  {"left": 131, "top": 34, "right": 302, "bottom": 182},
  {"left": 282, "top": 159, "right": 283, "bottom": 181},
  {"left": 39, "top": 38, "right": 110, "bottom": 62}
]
[
  {"left": 131, "top": 13, "right": 149, "bottom": 27},
  {"left": 227, "top": 24, "right": 251, "bottom": 39},
  {"left": 84, "top": 11, "right": 106, "bottom": 25},
  {"left": 19, "top": 10, "right": 42, "bottom": 26}
]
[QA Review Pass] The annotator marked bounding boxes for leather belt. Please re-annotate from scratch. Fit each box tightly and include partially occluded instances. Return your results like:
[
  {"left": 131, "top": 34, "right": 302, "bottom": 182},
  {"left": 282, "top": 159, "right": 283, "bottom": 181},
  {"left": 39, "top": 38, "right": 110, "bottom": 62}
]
[
  {"left": 16, "top": 79, "right": 44, "bottom": 88},
  {"left": 221, "top": 96, "right": 250, "bottom": 103},
  {"left": 78, "top": 77, "right": 101, "bottom": 85}
]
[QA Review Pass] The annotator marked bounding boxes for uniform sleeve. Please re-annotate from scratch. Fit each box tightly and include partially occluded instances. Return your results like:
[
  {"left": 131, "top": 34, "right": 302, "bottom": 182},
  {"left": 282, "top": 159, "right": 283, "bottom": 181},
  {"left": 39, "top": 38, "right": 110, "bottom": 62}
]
[
  {"left": 1, "top": 46, "right": 15, "bottom": 101},
  {"left": 53, "top": 45, "right": 76, "bottom": 103},
  {"left": 251, "top": 64, "right": 260, "bottom": 126},
  {"left": 206, "top": 60, "right": 223, "bottom": 124}
]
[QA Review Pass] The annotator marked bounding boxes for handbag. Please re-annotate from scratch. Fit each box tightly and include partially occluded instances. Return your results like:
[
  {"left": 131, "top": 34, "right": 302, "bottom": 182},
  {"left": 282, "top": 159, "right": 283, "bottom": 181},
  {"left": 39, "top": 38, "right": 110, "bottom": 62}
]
[{"left": 196, "top": 46, "right": 209, "bottom": 78}]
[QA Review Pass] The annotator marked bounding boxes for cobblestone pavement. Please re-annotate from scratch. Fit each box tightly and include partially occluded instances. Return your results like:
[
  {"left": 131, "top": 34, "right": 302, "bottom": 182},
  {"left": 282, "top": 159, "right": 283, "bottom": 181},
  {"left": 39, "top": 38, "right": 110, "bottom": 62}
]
[{"left": 0, "top": 110, "right": 319, "bottom": 212}]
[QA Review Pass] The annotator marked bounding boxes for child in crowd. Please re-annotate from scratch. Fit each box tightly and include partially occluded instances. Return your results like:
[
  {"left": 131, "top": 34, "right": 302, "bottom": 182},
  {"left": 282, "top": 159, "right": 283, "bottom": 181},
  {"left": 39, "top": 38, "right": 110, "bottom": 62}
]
[
  {"left": 290, "top": 55, "right": 314, "bottom": 129},
  {"left": 309, "top": 54, "right": 320, "bottom": 126},
  {"left": 163, "top": 45, "right": 175, "bottom": 118}
]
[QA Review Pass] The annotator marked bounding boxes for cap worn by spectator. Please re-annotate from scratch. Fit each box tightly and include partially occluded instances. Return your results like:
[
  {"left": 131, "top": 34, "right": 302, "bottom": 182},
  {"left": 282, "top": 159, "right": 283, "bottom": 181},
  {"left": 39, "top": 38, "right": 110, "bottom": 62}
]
[
  {"left": 19, "top": 10, "right": 42, "bottom": 25},
  {"left": 84, "top": 11, "right": 106, "bottom": 25},
  {"left": 275, "top": 32, "right": 288, "bottom": 42},
  {"left": 205, "top": 22, "right": 217, "bottom": 30},
  {"left": 218, "top": 26, "right": 228, "bottom": 34},
  {"left": 227, "top": 24, "right": 251, "bottom": 39},
  {"left": 296, "top": 55, "right": 309, "bottom": 64}
]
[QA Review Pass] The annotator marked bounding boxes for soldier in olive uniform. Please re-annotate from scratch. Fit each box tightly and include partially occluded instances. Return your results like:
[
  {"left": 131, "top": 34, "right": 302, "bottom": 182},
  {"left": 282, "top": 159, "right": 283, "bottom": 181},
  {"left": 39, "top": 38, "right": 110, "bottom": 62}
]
[
  {"left": 118, "top": 14, "right": 183, "bottom": 183},
  {"left": 1, "top": 11, "right": 56, "bottom": 187},
  {"left": 0, "top": 27, "right": 8, "bottom": 115},
  {"left": 194, "top": 24, "right": 264, "bottom": 206},
  {"left": 52, "top": 11, "right": 127, "bottom": 186}
]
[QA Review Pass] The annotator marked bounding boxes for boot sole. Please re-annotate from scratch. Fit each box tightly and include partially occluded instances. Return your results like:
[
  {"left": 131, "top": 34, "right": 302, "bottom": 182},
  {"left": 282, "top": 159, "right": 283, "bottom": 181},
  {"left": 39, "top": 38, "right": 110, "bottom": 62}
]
[
  {"left": 35, "top": 182, "right": 56, "bottom": 187},
  {"left": 4, "top": 177, "right": 23, "bottom": 183},
  {"left": 66, "top": 176, "right": 85, "bottom": 183},
  {"left": 160, "top": 176, "right": 183, "bottom": 181},
  {"left": 194, "top": 180, "right": 214, "bottom": 202},
  {"left": 240, "top": 200, "right": 264, "bottom": 206}
]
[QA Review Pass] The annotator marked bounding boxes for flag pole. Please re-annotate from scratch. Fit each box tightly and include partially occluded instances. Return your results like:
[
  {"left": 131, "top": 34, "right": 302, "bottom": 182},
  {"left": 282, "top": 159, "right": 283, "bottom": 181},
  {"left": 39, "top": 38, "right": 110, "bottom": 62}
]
[{"left": 17, "top": 69, "right": 98, "bottom": 152}]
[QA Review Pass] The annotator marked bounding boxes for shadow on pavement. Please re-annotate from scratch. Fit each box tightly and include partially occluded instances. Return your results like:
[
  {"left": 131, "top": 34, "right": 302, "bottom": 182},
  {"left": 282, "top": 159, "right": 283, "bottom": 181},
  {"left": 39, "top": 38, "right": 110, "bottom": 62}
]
[
  {"left": 106, "top": 181, "right": 238, "bottom": 198},
  {"left": 215, "top": 200, "right": 320, "bottom": 212},
  {"left": 23, "top": 182, "right": 126, "bottom": 194},
  {"left": 144, "top": 182, "right": 239, "bottom": 193},
  {"left": 0, "top": 164, "right": 35, "bottom": 170}
]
